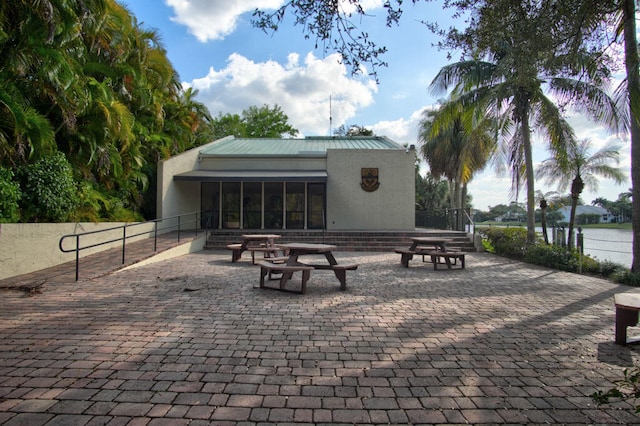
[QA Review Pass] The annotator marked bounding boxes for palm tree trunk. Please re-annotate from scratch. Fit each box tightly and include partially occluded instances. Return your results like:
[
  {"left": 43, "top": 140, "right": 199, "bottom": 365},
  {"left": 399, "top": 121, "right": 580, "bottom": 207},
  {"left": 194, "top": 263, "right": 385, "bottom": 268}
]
[
  {"left": 567, "top": 176, "right": 584, "bottom": 250},
  {"left": 623, "top": 0, "right": 640, "bottom": 271},
  {"left": 448, "top": 179, "right": 455, "bottom": 229},
  {"left": 454, "top": 180, "right": 462, "bottom": 230},
  {"left": 567, "top": 196, "right": 579, "bottom": 250},
  {"left": 541, "top": 207, "right": 549, "bottom": 244},
  {"left": 521, "top": 101, "right": 537, "bottom": 245},
  {"left": 461, "top": 182, "right": 468, "bottom": 231}
]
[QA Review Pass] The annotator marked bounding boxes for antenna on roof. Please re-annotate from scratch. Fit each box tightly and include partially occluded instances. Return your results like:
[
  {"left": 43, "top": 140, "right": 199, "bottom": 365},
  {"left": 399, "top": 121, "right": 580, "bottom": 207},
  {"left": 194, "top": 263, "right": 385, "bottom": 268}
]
[{"left": 329, "top": 95, "right": 333, "bottom": 136}]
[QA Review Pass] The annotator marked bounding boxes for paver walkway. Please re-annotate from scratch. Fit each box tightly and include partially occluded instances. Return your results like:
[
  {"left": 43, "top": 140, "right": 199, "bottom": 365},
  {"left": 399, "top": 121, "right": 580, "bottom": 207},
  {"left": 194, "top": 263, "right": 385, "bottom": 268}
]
[{"left": 1, "top": 249, "right": 640, "bottom": 425}]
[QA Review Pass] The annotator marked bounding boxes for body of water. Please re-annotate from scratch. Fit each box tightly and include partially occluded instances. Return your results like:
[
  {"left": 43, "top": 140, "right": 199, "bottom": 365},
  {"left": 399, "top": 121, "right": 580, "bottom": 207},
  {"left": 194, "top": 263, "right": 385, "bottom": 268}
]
[{"left": 575, "top": 228, "right": 633, "bottom": 267}]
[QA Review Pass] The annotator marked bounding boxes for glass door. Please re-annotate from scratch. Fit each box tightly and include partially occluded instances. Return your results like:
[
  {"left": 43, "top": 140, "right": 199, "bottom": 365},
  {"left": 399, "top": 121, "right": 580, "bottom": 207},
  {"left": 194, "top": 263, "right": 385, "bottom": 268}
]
[
  {"left": 264, "top": 182, "right": 283, "bottom": 229},
  {"left": 286, "top": 182, "right": 305, "bottom": 229},
  {"left": 307, "top": 183, "right": 325, "bottom": 229},
  {"left": 242, "top": 182, "right": 262, "bottom": 229},
  {"left": 201, "top": 182, "right": 220, "bottom": 229},
  {"left": 222, "top": 182, "right": 241, "bottom": 229}
]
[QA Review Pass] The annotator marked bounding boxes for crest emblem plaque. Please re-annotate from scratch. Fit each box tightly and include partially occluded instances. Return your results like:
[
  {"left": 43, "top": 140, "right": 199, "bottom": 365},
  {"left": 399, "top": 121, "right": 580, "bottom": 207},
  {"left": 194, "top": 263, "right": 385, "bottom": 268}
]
[{"left": 360, "top": 168, "right": 380, "bottom": 192}]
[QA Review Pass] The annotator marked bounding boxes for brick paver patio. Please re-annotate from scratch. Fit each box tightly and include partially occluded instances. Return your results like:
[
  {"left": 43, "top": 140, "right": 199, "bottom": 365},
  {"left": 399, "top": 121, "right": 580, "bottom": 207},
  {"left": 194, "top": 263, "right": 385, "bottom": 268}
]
[{"left": 1, "top": 250, "right": 640, "bottom": 425}]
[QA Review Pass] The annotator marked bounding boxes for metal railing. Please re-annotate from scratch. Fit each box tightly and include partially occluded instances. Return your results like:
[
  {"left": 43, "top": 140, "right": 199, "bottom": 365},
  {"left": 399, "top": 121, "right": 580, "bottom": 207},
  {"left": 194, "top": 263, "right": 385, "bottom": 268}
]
[
  {"left": 415, "top": 208, "right": 473, "bottom": 232},
  {"left": 59, "top": 211, "right": 210, "bottom": 281}
]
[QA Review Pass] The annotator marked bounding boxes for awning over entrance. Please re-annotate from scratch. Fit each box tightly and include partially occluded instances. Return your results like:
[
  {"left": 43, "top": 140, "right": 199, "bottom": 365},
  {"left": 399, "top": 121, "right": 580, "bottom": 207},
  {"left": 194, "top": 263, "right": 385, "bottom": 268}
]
[{"left": 173, "top": 170, "right": 328, "bottom": 182}]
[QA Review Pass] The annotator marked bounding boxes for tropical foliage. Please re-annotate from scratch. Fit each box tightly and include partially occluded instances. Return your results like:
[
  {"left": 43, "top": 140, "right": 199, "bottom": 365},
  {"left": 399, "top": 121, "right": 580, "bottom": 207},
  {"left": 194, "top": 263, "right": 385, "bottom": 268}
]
[
  {"left": 429, "top": 1, "right": 620, "bottom": 246},
  {"left": 418, "top": 100, "right": 496, "bottom": 229},
  {"left": 0, "top": 0, "right": 213, "bottom": 222},
  {"left": 0, "top": 166, "right": 21, "bottom": 222}
]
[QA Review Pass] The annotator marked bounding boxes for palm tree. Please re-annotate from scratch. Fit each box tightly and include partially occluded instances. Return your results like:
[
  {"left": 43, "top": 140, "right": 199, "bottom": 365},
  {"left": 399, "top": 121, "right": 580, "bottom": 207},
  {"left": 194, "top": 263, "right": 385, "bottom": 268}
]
[
  {"left": 418, "top": 101, "right": 495, "bottom": 230},
  {"left": 537, "top": 139, "right": 627, "bottom": 249},
  {"left": 430, "top": 28, "right": 619, "bottom": 246}
]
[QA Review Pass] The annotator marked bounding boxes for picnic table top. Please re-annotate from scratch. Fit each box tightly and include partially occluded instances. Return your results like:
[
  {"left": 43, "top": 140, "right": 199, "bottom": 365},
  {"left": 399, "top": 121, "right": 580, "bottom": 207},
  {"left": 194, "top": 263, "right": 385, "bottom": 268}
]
[
  {"left": 410, "top": 237, "right": 453, "bottom": 244},
  {"left": 241, "top": 234, "right": 281, "bottom": 240},
  {"left": 614, "top": 293, "right": 640, "bottom": 309},
  {"left": 277, "top": 243, "right": 337, "bottom": 253}
]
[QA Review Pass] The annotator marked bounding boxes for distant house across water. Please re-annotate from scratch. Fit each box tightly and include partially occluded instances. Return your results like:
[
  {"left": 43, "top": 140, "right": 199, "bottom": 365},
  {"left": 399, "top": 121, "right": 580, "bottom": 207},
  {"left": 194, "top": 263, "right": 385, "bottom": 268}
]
[{"left": 556, "top": 205, "right": 615, "bottom": 224}]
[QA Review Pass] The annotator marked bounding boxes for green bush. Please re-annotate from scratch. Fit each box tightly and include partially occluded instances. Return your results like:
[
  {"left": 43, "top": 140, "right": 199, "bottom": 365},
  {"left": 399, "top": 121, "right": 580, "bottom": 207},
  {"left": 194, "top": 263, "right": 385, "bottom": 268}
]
[
  {"left": 612, "top": 270, "right": 640, "bottom": 287},
  {"left": 477, "top": 227, "right": 529, "bottom": 259},
  {"left": 598, "top": 260, "right": 628, "bottom": 279},
  {"left": 477, "top": 226, "right": 620, "bottom": 278},
  {"left": 523, "top": 244, "right": 599, "bottom": 273},
  {"left": 18, "top": 152, "right": 79, "bottom": 222},
  {"left": 0, "top": 166, "right": 21, "bottom": 222}
]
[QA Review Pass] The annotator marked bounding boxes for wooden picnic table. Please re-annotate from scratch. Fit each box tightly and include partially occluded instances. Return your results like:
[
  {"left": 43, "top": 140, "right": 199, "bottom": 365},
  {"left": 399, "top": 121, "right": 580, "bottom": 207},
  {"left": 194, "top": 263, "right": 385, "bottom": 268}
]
[
  {"left": 257, "top": 243, "right": 358, "bottom": 293},
  {"left": 395, "top": 237, "right": 456, "bottom": 268},
  {"left": 227, "top": 234, "right": 281, "bottom": 263}
]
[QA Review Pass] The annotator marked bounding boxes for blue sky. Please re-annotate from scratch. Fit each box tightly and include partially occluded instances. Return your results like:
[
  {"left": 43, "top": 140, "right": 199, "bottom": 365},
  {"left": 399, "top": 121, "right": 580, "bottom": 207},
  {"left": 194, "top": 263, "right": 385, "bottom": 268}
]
[{"left": 121, "top": 0, "right": 630, "bottom": 211}]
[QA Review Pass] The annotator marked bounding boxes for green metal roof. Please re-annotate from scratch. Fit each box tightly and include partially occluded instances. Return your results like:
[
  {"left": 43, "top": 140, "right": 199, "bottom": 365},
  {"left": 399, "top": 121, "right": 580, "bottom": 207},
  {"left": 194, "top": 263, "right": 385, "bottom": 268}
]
[{"left": 199, "top": 136, "right": 404, "bottom": 157}]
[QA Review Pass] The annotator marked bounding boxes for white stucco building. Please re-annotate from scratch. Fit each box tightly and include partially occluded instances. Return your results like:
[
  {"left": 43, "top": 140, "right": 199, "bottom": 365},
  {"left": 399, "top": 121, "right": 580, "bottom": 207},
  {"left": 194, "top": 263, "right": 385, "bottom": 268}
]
[{"left": 157, "top": 136, "right": 416, "bottom": 231}]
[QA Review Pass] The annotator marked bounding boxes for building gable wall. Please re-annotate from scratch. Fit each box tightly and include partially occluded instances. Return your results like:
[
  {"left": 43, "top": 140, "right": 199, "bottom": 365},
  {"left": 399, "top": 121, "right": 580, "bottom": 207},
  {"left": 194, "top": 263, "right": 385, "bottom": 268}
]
[{"left": 326, "top": 149, "right": 415, "bottom": 230}]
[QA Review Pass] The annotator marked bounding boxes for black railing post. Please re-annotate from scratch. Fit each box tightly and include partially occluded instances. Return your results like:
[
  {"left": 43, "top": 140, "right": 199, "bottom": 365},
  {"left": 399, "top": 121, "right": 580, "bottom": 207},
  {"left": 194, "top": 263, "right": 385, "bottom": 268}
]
[
  {"left": 75, "top": 235, "right": 80, "bottom": 281},
  {"left": 577, "top": 227, "right": 584, "bottom": 254},
  {"left": 178, "top": 216, "right": 181, "bottom": 242},
  {"left": 154, "top": 220, "right": 158, "bottom": 252},
  {"left": 122, "top": 225, "right": 127, "bottom": 264}
]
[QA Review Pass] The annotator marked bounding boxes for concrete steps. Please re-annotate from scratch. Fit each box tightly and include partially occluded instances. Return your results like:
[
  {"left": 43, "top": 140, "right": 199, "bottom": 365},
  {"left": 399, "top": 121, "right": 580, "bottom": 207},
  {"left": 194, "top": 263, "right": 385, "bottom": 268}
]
[{"left": 204, "top": 230, "right": 478, "bottom": 253}]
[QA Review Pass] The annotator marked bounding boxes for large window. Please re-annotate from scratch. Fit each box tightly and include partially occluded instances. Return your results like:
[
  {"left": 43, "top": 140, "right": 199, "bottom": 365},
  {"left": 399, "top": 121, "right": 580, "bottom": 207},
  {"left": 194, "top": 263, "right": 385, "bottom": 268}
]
[
  {"left": 307, "top": 183, "right": 325, "bottom": 229},
  {"left": 222, "top": 182, "right": 241, "bottom": 228},
  {"left": 286, "top": 182, "right": 305, "bottom": 229},
  {"left": 201, "top": 182, "right": 220, "bottom": 228},
  {"left": 264, "top": 182, "right": 283, "bottom": 229},
  {"left": 200, "top": 180, "right": 324, "bottom": 230},
  {"left": 243, "top": 182, "right": 262, "bottom": 229}
]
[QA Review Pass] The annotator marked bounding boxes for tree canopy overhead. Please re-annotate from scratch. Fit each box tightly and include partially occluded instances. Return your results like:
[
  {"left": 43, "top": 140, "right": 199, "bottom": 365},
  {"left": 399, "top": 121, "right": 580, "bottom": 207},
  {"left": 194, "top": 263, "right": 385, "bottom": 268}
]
[{"left": 210, "top": 104, "right": 299, "bottom": 140}]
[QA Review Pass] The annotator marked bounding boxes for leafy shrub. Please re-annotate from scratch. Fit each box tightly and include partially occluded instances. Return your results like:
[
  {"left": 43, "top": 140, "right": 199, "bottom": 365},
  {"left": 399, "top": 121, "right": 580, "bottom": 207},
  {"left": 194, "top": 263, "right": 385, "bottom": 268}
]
[
  {"left": 477, "top": 227, "right": 529, "bottom": 259},
  {"left": 523, "top": 244, "right": 599, "bottom": 273},
  {"left": 598, "top": 260, "right": 627, "bottom": 279},
  {"left": 0, "top": 166, "right": 21, "bottom": 222},
  {"left": 612, "top": 270, "right": 640, "bottom": 287},
  {"left": 477, "top": 226, "right": 617, "bottom": 277},
  {"left": 18, "top": 152, "right": 79, "bottom": 222}
]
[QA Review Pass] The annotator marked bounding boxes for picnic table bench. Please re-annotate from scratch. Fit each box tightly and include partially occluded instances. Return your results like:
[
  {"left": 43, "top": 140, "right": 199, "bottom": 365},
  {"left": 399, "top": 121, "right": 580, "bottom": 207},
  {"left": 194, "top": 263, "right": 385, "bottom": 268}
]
[
  {"left": 425, "top": 250, "right": 465, "bottom": 270},
  {"left": 257, "top": 261, "right": 314, "bottom": 294}
]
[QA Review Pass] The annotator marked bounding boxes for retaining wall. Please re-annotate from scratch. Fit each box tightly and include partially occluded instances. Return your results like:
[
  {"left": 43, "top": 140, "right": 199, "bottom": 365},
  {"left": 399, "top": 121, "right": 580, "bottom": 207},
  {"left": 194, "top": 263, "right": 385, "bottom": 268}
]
[{"left": 0, "top": 222, "right": 155, "bottom": 280}]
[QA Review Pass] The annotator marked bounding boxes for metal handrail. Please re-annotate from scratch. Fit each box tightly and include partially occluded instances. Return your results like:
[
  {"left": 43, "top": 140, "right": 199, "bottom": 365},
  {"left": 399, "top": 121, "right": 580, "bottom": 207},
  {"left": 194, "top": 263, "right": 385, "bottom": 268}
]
[
  {"left": 464, "top": 209, "right": 475, "bottom": 234},
  {"left": 59, "top": 211, "right": 210, "bottom": 281}
]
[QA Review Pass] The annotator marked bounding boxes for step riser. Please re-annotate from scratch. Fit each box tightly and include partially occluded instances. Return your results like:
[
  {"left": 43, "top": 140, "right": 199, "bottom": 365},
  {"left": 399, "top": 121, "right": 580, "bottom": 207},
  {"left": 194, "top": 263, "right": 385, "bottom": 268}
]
[{"left": 204, "top": 230, "right": 477, "bottom": 252}]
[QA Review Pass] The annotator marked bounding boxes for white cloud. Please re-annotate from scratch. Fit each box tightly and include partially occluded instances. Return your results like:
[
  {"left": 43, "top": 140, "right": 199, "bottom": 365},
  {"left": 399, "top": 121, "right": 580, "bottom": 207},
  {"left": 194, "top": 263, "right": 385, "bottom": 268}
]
[
  {"left": 340, "top": 0, "right": 385, "bottom": 13},
  {"left": 371, "top": 107, "right": 426, "bottom": 147},
  {"left": 165, "top": 0, "right": 283, "bottom": 42},
  {"left": 188, "top": 52, "right": 377, "bottom": 135},
  {"left": 165, "top": 0, "right": 391, "bottom": 43}
]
